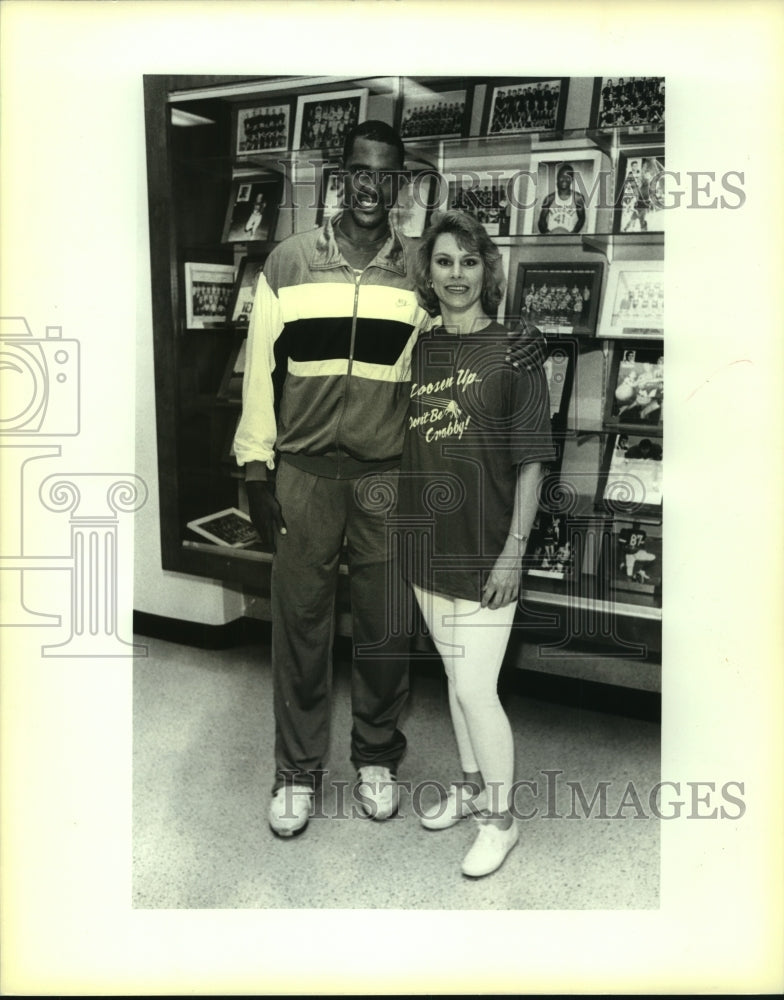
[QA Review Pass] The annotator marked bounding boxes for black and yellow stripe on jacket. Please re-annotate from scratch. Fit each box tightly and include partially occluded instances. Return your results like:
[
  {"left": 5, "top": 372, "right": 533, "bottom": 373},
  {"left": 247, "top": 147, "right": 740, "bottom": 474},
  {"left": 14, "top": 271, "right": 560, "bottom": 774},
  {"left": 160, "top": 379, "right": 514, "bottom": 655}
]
[{"left": 233, "top": 214, "right": 430, "bottom": 480}]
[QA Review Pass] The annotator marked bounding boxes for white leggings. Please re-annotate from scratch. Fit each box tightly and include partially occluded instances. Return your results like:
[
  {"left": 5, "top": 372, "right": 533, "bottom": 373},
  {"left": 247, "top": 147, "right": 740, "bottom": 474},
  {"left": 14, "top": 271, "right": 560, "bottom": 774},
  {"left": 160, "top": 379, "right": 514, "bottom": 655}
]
[{"left": 413, "top": 583, "right": 516, "bottom": 814}]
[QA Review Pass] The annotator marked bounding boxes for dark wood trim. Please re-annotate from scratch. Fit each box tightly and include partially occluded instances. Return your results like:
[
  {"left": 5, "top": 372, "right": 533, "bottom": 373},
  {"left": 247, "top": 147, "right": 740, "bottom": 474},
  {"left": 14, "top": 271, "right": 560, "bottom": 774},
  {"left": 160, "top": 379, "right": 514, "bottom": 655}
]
[{"left": 143, "top": 75, "right": 183, "bottom": 572}]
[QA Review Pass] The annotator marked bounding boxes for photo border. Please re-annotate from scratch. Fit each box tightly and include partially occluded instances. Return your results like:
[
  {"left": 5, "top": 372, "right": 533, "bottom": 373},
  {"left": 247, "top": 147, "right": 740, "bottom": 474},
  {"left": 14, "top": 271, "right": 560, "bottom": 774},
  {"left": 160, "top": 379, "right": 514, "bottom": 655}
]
[
  {"left": 598, "top": 259, "right": 664, "bottom": 339},
  {"left": 481, "top": 76, "right": 569, "bottom": 137},
  {"left": 589, "top": 76, "right": 666, "bottom": 131},
  {"left": 510, "top": 260, "right": 604, "bottom": 337},
  {"left": 315, "top": 161, "right": 344, "bottom": 225},
  {"left": 600, "top": 516, "right": 663, "bottom": 597},
  {"left": 522, "top": 149, "right": 607, "bottom": 237},
  {"left": 603, "top": 340, "right": 664, "bottom": 433},
  {"left": 232, "top": 97, "right": 295, "bottom": 158},
  {"left": 613, "top": 146, "right": 666, "bottom": 235},
  {"left": 292, "top": 87, "right": 368, "bottom": 152},
  {"left": 183, "top": 261, "right": 236, "bottom": 329},
  {"left": 221, "top": 173, "right": 284, "bottom": 244},
  {"left": 596, "top": 431, "right": 663, "bottom": 520},
  {"left": 396, "top": 77, "right": 471, "bottom": 142},
  {"left": 226, "top": 253, "right": 269, "bottom": 326}
]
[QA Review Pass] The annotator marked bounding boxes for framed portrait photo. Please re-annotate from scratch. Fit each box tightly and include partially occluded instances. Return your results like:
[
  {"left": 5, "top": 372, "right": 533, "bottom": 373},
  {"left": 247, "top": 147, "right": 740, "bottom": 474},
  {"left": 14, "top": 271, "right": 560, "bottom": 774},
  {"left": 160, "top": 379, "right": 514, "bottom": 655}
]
[
  {"left": 614, "top": 148, "right": 666, "bottom": 234},
  {"left": 227, "top": 254, "right": 268, "bottom": 326},
  {"left": 315, "top": 162, "right": 345, "bottom": 225},
  {"left": 481, "top": 77, "right": 569, "bottom": 137},
  {"left": 604, "top": 343, "right": 664, "bottom": 431},
  {"left": 590, "top": 76, "right": 665, "bottom": 130},
  {"left": 525, "top": 510, "right": 577, "bottom": 581},
  {"left": 183, "top": 262, "right": 236, "bottom": 329},
  {"left": 232, "top": 99, "right": 293, "bottom": 158},
  {"left": 391, "top": 169, "right": 438, "bottom": 237},
  {"left": 447, "top": 168, "right": 519, "bottom": 237},
  {"left": 522, "top": 150, "right": 606, "bottom": 236},
  {"left": 495, "top": 245, "right": 512, "bottom": 324},
  {"left": 222, "top": 174, "right": 283, "bottom": 244},
  {"left": 597, "top": 432, "right": 663, "bottom": 517},
  {"left": 397, "top": 78, "right": 470, "bottom": 141},
  {"left": 217, "top": 336, "right": 248, "bottom": 403},
  {"left": 511, "top": 261, "right": 603, "bottom": 337},
  {"left": 293, "top": 88, "right": 368, "bottom": 152},
  {"left": 600, "top": 519, "right": 662, "bottom": 597},
  {"left": 599, "top": 260, "right": 664, "bottom": 339}
]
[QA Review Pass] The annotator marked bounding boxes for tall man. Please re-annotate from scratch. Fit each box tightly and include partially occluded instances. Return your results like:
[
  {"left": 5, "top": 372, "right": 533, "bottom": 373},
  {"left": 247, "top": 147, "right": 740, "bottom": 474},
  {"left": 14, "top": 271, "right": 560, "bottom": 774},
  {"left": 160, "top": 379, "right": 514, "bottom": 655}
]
[{"left": 234, "top": 121, "right": 427, "bottom": 837}]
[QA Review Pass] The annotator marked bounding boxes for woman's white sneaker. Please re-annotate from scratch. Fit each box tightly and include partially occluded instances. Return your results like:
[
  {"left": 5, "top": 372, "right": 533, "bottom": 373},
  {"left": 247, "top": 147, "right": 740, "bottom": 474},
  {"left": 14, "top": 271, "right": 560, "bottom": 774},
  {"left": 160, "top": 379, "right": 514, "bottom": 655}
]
[
  {"left": 461, "top": 819, "right": 519, "bottom": 877},
  {"left": 420, "top": 784, "right": 487, "bottom": 831}
]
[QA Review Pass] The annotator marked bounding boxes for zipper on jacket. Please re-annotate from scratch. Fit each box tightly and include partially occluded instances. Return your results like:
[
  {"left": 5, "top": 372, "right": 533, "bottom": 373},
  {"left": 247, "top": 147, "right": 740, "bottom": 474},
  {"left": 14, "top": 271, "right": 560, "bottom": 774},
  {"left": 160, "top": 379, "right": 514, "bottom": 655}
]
[{"left": 334, "top": 269, "right": 362, "bottom": 479}]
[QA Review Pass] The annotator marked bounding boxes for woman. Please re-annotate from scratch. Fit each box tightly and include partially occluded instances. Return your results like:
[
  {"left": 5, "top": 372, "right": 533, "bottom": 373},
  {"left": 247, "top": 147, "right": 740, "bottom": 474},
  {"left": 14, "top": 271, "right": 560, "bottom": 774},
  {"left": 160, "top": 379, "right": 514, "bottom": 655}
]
[{"left": 399, "top": 210, "right": 554, "bottom": 878}]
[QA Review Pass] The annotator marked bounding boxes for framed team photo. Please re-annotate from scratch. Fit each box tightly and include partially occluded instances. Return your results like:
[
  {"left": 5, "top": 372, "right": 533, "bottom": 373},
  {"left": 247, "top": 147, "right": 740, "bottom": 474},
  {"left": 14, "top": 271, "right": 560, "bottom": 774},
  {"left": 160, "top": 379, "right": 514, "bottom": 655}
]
[
  {"left": 599, "top": 259, "right": 664, "bottom": 338},
  {"left": 221, "top": 174, "right": 283, "bottom": 244},
  {"left": 396, "top": 78, "right": 470, "bottom": 141},
  {"left": 446, "top": 168, "right": 519, "bottom": 237},
  {"left": 590, "top": 76, "right": 665, "bottom": 130},
  {"left": 183, "top": 262, "right": 236, "bottom": 329},
  {"left": 293, "top": 88, "right": 368, "bottom": 152},
  {"left": 226, "top": 254, "right": 269, "bottom": 326},
  {"left": 521, "top": 150, "right": 607, "bottom": 236},
  {"left": 597, "top": 433, "right": 663, "bottom": 518},
  {"left": 600, "top": 519, "right": 662, "bottom": 597},
  {"left": 232, "top": 99, "right": 294, "bottom": 158},
  {"left": 604, "top": 343, "right": 664, "bottom": 431},
  {"left": 511, "top": 261, "right": 603, "bottom": 337},
  {"left": 614, "top": 148, "right": 666, "bottom": 234},
  {"left": 481, "top": 77, "right": 569, "bottom": 137}
]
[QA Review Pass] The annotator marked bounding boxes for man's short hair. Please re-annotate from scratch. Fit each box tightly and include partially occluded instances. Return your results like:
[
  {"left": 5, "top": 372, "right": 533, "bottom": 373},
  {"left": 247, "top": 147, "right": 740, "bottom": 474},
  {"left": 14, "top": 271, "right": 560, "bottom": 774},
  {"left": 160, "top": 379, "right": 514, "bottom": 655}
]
[{"left": 343, "top": 119, "right": 406, "bottom": 167}]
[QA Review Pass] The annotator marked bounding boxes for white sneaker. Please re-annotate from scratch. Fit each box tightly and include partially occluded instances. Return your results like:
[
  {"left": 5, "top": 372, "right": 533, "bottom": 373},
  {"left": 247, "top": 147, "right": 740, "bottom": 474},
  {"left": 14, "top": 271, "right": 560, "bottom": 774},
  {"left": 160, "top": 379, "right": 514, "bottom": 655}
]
[
  {"left": 461, "top": 819, "right": 519, "bottom": 878},
  {"left": 356, "top": 766, "right": 398, "bottom": 821},
  {"left": 268, "top": 784, "right": 313, "bottom": 838},
  {"left": 420, "top": 785, "right": 487, "bottom": 831}
]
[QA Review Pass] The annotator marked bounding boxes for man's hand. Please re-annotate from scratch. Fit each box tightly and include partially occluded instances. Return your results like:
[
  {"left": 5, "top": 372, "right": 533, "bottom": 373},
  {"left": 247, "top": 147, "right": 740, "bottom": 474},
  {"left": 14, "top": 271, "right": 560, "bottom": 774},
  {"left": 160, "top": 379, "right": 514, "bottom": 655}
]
[
  {"left": 246, "top": 479, "right": 287, "bottom": 551},
  {"left": 505, "top": 317, "right": 547, "bottom": 371}
]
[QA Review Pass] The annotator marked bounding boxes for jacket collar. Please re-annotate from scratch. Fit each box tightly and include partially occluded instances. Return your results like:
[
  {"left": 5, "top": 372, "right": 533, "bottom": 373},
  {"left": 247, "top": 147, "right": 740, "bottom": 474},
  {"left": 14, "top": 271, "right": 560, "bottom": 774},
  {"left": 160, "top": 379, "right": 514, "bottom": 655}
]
[{"left": 311, "top": 212, "right": 408, "bottom": 275}]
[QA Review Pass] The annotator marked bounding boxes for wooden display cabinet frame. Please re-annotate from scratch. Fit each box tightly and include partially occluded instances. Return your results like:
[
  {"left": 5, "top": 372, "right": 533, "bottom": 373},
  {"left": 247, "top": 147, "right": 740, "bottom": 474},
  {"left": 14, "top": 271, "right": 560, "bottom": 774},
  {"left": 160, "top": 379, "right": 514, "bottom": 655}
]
[{"left": 143, "top": 75, "right": 663, "bottom": 668}]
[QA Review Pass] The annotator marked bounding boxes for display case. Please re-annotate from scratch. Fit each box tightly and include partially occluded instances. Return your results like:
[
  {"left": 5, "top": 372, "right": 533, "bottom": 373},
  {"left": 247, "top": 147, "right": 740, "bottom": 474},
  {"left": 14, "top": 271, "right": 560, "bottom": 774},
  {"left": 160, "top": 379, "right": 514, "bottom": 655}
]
[{"left": 143, "top": 74, "right": 664, "bottom": 668}]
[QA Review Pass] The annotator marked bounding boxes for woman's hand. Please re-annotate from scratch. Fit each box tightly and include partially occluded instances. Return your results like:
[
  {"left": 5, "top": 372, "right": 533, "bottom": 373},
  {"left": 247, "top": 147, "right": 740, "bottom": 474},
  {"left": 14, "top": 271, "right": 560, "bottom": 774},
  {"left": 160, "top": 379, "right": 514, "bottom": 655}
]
[{"left": 481, "top": 545, "right": 523, "bottom": 609}]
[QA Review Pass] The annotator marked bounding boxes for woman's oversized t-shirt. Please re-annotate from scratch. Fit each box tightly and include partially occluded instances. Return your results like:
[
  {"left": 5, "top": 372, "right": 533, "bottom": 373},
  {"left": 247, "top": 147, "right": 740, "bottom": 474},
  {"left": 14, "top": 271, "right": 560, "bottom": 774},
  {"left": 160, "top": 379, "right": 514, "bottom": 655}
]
[{"left": 398, "top": 321, "right": 555, "bottom": 602}]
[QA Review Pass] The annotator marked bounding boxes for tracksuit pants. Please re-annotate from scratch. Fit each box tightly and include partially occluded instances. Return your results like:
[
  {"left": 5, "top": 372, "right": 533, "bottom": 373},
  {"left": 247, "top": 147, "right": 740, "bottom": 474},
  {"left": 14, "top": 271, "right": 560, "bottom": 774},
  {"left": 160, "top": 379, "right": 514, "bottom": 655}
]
[{"left": 271, "top": 460, "right": 409, "bottom": 792}]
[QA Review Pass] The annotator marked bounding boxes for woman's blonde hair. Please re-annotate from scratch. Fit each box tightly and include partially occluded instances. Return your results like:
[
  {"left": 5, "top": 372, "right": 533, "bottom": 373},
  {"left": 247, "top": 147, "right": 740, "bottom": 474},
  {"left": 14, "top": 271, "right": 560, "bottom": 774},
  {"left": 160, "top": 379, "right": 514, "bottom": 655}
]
[{"left": 414, "top": 209, "right": 506, "bottom": 317}]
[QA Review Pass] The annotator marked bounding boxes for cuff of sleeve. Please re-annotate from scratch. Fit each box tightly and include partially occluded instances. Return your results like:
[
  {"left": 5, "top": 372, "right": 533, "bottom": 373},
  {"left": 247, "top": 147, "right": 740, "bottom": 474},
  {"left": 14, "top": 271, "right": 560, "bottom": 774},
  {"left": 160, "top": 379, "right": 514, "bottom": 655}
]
[{"left": 245, "top": 460, "right": 273, "bottom": 482}]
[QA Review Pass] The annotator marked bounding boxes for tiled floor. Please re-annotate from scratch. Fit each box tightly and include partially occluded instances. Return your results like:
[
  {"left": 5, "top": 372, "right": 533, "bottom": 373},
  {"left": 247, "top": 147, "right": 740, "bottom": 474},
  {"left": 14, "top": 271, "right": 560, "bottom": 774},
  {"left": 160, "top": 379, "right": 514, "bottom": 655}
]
[{"left": 133, "top": 633, "right": 660, "bottom": 910}]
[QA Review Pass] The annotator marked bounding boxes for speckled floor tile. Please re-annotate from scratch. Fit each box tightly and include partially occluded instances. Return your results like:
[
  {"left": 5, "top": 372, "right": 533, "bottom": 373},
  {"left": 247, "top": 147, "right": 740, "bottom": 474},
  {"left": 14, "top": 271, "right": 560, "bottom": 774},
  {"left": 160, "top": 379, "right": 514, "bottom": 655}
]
[{"left": 133, "top": 635, "right": 660, "bottom": 910}]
